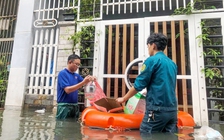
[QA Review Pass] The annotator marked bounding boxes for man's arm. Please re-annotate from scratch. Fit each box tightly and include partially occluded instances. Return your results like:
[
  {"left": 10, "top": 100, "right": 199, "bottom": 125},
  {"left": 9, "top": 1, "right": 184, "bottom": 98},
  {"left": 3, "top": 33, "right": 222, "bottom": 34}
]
[
  {"left": 116, "top": 86, "right": 138, "bottom": 103},
  {"left": 64, "top": 81, "right": 85, "bottom": 94},
  {"left": 64, "top": 75, "right": 94, "bottom": 94}
]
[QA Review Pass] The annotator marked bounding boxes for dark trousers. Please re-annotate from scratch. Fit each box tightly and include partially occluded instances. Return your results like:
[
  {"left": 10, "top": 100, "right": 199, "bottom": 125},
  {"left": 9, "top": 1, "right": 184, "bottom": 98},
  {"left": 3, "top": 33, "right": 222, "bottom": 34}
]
[
  {"left": 140, "top": 110, "right": 178, "bottom": 134},
  {"left": 56, "top": 103, "right": 79, "bottom": 120}
]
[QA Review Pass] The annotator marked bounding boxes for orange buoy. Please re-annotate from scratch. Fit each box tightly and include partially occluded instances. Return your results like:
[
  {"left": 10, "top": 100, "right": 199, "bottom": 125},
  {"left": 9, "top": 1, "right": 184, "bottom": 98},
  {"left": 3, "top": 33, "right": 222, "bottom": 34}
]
[
  {"left": 81, "top": 107, "right": 195, "bottom": 129},
  {"left": 81, "top": 107, "right": 143, "bottom": 129},
  {"left": 177, "top": 111, "right": 195, "bottom": 128}
]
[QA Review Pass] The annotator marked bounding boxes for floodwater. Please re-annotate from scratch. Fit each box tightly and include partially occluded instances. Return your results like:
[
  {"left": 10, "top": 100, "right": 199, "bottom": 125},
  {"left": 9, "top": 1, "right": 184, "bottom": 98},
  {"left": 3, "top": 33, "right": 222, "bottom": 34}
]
[{"left": 0, "top": 108, "right": 223, "bottom": 140}]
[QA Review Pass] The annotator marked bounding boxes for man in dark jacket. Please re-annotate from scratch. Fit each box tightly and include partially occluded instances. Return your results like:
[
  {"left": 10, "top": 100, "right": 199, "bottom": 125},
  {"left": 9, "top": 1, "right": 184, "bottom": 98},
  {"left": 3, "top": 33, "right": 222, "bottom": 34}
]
[{"left": 116, "top": 33, "right": 178, "bottom": 134}]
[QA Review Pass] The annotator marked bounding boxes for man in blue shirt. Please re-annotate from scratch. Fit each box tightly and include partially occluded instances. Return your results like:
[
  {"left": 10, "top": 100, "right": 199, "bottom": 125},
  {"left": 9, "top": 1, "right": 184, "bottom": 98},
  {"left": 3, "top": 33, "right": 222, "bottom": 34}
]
[
  {"left": 116, "top": 33, "right": 178, "bottom": 134},
  {"left": 56, "top": 54, "right": 95, "bottom": 120}
]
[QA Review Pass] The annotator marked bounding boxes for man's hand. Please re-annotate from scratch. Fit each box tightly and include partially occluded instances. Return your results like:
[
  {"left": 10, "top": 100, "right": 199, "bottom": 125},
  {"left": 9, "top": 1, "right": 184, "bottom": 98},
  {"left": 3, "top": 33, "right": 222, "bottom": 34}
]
[
  {"left": 116, "top": 97, "right": 126, "bottom": 104},
  {"left": 116, "top": 87, "right": 138, "bottom": 104},
  {"left": 83, "top": 75, "right": 97, "bottom": 84},
  {"left": 90, "top": 76, "right": 97, "bottom": 81},
  {"left": 83, "top": 75, "right": 92, "bottom": 84}
]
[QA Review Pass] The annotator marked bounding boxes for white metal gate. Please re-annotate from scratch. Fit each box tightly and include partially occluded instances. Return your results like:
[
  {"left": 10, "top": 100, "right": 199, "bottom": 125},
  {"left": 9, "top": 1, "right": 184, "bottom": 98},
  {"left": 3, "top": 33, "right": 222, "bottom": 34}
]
[{"left": 27, "top": 29, "right": 59, "bottom": 95}]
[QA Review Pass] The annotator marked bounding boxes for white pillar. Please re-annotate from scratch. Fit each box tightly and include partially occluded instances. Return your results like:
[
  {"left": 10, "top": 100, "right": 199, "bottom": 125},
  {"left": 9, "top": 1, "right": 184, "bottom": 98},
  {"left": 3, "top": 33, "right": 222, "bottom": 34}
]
[{"left": 5, "top": 0, "right": 35, "bottom": 110}]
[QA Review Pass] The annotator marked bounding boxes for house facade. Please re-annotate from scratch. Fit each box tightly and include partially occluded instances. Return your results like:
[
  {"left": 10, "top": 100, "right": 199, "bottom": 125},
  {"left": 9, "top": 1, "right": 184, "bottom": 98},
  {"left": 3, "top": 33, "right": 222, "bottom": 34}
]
[{"left": 0, "top": 0, "right": 224, "bottom": 126}]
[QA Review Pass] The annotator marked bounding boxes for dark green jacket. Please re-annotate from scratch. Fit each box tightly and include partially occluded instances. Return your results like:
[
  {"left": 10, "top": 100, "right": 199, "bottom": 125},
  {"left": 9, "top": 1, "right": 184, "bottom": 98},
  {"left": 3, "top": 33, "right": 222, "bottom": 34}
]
[{"left": 134, "top": 52, "right": 178, "bottom": 111}]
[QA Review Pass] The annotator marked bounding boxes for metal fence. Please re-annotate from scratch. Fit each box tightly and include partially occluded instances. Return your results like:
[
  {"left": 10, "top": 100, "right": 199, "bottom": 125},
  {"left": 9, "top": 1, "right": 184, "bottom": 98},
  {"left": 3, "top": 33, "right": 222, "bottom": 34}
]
[
  {"left": 32, "top": 0, "right": 224, "bottom": 27},
  {"left": 33, "top": 0, "right": 101, "bottom": 28},
  {"left": 0, "top": 0, "right": 19, "bottom": 107},
  {"left": 102, "top": 0, "right": 224, "bottom": 15}
]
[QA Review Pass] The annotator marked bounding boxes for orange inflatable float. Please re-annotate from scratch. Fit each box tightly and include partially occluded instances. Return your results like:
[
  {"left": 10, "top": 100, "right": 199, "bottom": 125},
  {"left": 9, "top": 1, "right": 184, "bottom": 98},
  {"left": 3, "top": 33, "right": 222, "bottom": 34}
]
[{"left": 81, "top": 107, "right": 195, "bottom": 130}]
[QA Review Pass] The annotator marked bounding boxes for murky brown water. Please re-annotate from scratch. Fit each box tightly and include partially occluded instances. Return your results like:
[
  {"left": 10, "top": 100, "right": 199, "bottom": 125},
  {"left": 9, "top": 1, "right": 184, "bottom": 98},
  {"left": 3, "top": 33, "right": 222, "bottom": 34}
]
[{"left": 0, "top": 108, "right": 223, "bottom": 140}]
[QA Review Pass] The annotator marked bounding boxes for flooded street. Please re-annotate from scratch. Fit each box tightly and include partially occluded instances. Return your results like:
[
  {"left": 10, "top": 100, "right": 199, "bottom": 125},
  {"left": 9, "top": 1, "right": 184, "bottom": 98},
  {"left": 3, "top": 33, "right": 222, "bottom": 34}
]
[
  {"left": 0, "top": 108, "right": 223, "bottom": 140},
  {"left": 0, "top": 108, "right": 82, "bottom": 140}
]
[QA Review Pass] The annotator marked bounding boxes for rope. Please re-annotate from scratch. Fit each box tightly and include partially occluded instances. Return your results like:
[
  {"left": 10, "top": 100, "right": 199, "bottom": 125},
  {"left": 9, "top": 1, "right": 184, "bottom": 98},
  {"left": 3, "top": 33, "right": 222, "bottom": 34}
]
[
  {"left": 105, "top": 125, "right": 117, "bottom": 131},
  {"left": 87, "top": 125, "right": 132, "bottom": 132}
]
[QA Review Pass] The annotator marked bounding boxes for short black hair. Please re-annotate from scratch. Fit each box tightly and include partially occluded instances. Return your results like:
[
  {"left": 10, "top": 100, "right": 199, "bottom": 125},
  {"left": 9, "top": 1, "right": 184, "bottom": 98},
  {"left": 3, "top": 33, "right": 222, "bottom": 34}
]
[
  {"left": 67, "top": 54, "right": 80, "bottom": 62},
  {"left": 146, "top": 33, "right": 168, "bottom": 51}
]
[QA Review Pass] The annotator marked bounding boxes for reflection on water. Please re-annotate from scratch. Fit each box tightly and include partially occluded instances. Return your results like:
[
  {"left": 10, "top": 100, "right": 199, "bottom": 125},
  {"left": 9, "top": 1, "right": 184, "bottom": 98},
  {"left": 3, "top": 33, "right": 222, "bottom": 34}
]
[
  {"left": 81, "top": 127, "right": 180, "bottom": 140},
  {"left": 81, "top": 127, "right": 142, "bottom": 140},
  {"left": 0, "top": 108, "right": 83, "bottom": 140},
  {"left": 0, "top": 108, "right": 223, "bottom": 140}
]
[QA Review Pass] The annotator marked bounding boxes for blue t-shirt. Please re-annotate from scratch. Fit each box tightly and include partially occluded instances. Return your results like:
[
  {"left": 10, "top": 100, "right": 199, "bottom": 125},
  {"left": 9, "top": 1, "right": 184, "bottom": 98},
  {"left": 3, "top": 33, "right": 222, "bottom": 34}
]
[
  {"left": 134, "top": 52, "right": 178, "bottom": 111},
  {"left": 57, "top": 68, "right": 83, "bottom": 103}
]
